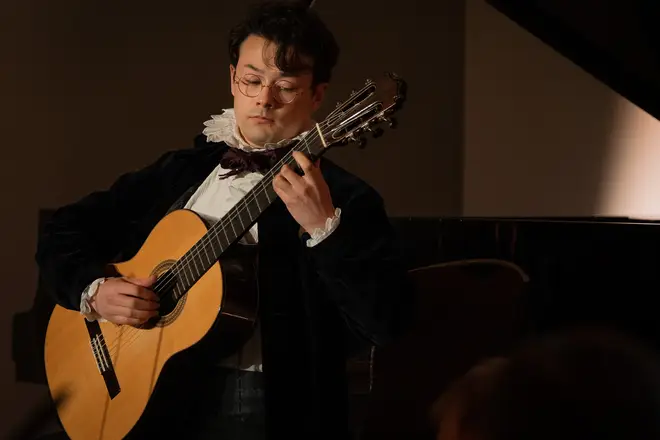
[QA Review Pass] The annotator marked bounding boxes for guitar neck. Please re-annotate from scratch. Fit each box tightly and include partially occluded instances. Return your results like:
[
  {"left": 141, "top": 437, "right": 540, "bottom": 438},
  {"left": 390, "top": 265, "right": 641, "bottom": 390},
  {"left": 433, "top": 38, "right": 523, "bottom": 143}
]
[{"left": 170, "top": 126, "right": 328, "bottom": 297}]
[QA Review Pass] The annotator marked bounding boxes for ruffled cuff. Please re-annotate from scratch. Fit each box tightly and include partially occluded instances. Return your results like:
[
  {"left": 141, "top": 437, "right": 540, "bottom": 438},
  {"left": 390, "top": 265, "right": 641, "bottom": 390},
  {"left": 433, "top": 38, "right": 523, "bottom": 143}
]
[
  {"left": 306, "top": 208, "right": 342, "bottom": 248},
  {"left": 80, "top": 277, "right": 107, "bottom": 322}
]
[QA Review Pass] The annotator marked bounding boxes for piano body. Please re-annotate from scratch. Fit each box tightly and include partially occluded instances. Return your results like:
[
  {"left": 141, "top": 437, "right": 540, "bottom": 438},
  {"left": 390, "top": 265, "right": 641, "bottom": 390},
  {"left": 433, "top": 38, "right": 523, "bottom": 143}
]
[{"left": 361, "top": 1, "right": 660, "bottom": 438}]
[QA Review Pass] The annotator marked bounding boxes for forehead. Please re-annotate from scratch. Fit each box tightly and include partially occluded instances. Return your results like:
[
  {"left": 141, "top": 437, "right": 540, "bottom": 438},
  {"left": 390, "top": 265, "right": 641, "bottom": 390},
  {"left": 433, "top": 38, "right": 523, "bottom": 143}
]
[
  {"left": 237, "top": 34, "right": 312, "bottom": 78},
  {"left": 238, "top": 35, "right": 276, "bottom": 65}
]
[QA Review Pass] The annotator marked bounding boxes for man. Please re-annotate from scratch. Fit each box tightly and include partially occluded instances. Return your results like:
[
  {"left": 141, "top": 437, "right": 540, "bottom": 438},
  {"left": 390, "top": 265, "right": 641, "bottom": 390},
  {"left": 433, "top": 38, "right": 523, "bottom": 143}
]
[{"left": 35, "top": 1, "right": 412, "bottom": 439}]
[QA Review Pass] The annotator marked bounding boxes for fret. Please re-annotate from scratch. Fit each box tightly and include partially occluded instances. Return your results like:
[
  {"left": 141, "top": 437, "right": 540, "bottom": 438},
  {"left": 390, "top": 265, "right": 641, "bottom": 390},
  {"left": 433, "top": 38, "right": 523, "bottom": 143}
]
[
  {"left": 169, "top": 133, "right": 328, "bottom": 299},
  {"left": 243, "top": 199, "right": 255, "bottom": 222},
  {"left": 229, "top": 219, "right": 238, "bottom": 240},
  {"left": 221, "top": 226, "right": 231, "bottom": 250},
  {"left": 178, "top": 263, "right": 187, "bottom": 289},
  {"left": 301, "top": 136, "right": 313, "bottom": 155},
  {"left": 255, "top": 187, "right": 271, "bottom": 209},
  {"left": 236, "top": 210, "right": 246, "bottom": 229},
  {"left": 203, "top": 242, "right": 212, "bottom": 266},
  {"left": 185, "top": 265, "right": 194, "bottom": 289},
  {"left": 192, "top": 255, "right": 201, "bottom": 278}
]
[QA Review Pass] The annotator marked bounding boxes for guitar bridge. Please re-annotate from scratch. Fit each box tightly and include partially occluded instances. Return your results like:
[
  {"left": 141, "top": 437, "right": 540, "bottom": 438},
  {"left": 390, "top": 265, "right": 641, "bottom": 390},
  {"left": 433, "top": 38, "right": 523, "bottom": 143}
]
[{"left": 85, "top": 320, "right": 121, "bottom": 399}]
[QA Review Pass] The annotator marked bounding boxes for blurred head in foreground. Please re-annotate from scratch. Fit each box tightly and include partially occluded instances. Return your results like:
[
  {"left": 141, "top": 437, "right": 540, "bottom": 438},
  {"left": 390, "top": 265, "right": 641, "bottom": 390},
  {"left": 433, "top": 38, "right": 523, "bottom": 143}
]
[{"left": 431, "top": 326, "right": 660, "bottom": 440}]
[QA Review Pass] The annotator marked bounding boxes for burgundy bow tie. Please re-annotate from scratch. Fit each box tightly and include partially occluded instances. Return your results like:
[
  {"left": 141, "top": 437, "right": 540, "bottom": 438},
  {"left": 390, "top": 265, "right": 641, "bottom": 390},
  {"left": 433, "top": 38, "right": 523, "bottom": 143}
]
[{"left": 218, "top": 145, "right": 295, "bottom": 179}]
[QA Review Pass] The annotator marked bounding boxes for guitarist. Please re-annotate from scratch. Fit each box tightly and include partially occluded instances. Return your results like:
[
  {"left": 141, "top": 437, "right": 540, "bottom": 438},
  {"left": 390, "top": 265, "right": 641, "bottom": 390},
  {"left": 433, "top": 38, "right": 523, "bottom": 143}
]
[{"left": 35, "top": 1, "right": 413, "bottom": 438}]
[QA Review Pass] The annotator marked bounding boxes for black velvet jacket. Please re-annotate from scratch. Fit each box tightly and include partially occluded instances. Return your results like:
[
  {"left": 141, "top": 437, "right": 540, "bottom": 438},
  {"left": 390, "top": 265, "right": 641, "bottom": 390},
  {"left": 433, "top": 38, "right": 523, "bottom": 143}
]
[{"left": 35, "top": 139, "right": 413, "bottom": 438}]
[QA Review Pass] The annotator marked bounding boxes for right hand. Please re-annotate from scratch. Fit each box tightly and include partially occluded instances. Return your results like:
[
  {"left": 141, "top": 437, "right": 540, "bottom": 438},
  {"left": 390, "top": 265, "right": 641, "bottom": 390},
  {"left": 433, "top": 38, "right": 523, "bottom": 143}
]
[{"left": 90, "top": 275, "right": 160, "bottom": 326}]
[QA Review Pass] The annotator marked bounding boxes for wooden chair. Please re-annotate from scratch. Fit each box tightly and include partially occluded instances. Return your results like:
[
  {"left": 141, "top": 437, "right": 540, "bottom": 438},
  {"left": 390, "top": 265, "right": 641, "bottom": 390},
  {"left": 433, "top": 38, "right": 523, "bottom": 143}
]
[{"left": 360, "top": 259, "right": 530, "bottom": 440}]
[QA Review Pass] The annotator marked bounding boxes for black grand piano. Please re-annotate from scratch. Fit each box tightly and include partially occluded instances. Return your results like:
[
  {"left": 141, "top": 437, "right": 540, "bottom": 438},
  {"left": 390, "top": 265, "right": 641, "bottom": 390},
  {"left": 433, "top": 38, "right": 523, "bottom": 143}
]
[{"left": 11, "top": 1, "right": 660, "bottom": 439}]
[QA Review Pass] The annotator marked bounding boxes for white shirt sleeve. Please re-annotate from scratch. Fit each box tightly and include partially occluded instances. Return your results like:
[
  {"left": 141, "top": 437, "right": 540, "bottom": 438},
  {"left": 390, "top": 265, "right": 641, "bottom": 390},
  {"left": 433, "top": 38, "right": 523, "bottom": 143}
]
[
  {"left": 306, "top": 208, "right": 342, "bottom": 247},
  {"left": 80, "top": 277, "right": 107, "bottom": 322}
]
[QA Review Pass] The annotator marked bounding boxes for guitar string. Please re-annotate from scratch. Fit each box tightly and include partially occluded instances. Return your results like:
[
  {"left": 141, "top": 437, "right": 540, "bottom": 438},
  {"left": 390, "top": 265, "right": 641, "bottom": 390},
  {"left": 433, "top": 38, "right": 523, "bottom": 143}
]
[
  {"left": 143, "top": 84, "right": 379, "bottom": 299},
  {"left": 102, "top": 90, "right": 389, "bottom": 358},
  {"left": 146, "top": 101, "right": 358, "bottom": 295},
  {"left": 100, "top": 104, "right": 372, "bottom": 357},
  {"left": 101, "top": 81, "right": 391, "bottom": 357},
  {"left": 137, "top": 83, "right": 374, "bottom": 302},
  {"left": 102, "top": 132, "right": 321, "bottom": 358},
  {"left": 148, "top": 106, "right": 343, "bottom": 295}
]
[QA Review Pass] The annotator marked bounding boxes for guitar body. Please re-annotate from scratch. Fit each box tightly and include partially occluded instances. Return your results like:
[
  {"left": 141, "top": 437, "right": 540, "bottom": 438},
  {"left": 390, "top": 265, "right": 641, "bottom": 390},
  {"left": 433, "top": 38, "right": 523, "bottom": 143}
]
[{"left": 44, "top": 209, "right": 258, "bottom": 440}]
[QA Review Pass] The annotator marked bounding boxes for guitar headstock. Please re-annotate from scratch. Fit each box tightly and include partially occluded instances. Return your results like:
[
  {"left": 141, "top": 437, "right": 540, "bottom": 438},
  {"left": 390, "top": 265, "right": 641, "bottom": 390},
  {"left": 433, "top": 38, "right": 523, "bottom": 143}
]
[{"left": 319, "top": 72, "right": 407, "bottom": 150}]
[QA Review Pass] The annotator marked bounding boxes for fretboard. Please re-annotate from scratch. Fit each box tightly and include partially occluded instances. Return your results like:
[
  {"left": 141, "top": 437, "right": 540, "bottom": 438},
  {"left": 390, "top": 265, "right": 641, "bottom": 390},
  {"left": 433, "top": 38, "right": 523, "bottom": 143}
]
[{"left": 169, "top": 129, "right": 327, "bottom": 299}]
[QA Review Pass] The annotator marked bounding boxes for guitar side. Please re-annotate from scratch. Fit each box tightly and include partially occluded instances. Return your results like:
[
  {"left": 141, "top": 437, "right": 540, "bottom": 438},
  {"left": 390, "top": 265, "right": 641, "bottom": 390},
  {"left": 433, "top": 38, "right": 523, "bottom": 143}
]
[{"left": 43, "top": 209, "right": 256, "bottom": 440}]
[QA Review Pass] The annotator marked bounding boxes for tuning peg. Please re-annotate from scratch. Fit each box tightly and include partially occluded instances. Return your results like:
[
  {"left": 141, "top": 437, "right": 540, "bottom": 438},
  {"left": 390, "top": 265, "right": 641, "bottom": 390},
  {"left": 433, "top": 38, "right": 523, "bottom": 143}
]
[
  {"left": 371, "top": 127, "right": 384, "bottom": 138},
  {"left": 365, "top": 78, "right": 373, "bottom": 85},
  {"left": 348, "top": 134, "right": 367, "bottom": 148},
  {"left": 386, "top": 117, "right": 397, "bottom": 128},
  {"left": 350, "top": 90, "right": 356, "bottom": 96},
  {"left": 364, "top": 126, "right": 383, "bottom": 138},
  {"left": 336, "top": 101, "right": 342, "bottom": 108}
]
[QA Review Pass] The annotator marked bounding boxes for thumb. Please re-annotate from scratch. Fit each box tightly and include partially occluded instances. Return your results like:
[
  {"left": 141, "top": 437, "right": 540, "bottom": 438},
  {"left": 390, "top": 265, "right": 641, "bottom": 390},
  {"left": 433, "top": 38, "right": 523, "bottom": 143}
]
[{"left": 125, "top": 274, "right": 157, "bottom": 287}]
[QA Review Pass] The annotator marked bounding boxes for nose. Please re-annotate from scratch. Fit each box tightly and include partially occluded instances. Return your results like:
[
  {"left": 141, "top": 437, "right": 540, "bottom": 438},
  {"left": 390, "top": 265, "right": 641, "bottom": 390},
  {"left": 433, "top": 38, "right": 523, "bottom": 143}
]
[{"left": 256, "top": 83, "right": 276, "bottom": 108}]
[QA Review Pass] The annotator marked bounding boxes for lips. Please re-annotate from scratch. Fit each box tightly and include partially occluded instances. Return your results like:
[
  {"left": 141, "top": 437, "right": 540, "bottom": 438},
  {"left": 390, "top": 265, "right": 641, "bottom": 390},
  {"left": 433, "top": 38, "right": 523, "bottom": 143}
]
[{"left": 249, "top": 116, "right": 273, "bottom": 123}]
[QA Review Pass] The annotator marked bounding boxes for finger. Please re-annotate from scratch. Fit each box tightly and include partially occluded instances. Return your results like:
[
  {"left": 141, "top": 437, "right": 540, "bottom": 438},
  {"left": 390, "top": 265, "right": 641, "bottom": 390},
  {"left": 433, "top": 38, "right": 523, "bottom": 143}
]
[
  {"left": 126, "top": 275, "right": 157, "bottom": 288},
  {"left": 279, "top": 164, "right": 305, "bottom": 191},
  {"left": 107, "top": 304, "right": 158, "bottom": 321},
  {"left": 272, "top": 175, "right": 293, "bottom": 203},
  {"left": 273, "top": 173, "right": 295, "bottom": 198},
  {"left": 109, "top": 315, "right": 147, "bottom": 327},
  {"left": 292, "top": 151, "right": 315, "bottom": 175},
  {"left": 113, "top": 293, "right": 160, "bottom": 311},
  {"left": 120, "top": 281, "right": 160, "bottom": 302},
  {"left": 273, "top": 172, "right": 291, "bottom": 190}
]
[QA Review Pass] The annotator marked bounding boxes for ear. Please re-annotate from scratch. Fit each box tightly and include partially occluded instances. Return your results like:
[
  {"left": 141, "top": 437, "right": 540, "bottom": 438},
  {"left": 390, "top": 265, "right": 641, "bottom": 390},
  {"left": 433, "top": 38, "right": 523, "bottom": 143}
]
[
  {"left": 311, "top": 82, "right": 328, "bottom": 112},
  {"left": 229, "top": 64, "right": 237, "bottom": 97}
]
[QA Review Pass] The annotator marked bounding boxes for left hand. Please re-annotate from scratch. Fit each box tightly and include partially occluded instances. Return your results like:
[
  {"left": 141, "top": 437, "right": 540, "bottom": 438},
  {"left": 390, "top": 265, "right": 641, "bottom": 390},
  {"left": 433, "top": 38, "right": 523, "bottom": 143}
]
[{"left": 273, "top": 151, "right": 336, "bottom": 234}]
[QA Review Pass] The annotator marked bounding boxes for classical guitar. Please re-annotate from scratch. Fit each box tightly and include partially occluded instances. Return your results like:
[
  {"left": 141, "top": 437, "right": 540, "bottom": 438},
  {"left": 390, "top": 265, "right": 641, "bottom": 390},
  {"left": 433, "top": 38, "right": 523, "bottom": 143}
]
[{"left": 43, "top": 72, "right": 407, "bottom": 440}]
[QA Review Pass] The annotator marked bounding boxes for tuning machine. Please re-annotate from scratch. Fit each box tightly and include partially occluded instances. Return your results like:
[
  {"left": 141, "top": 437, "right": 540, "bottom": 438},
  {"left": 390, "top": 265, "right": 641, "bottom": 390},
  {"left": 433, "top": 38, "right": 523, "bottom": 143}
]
[
  {"left": 376, "top": 114, "right": 397, "bottom": 128},
  {"left": 365, "top": 126, "right": 384, "bottom": 138},
  {"left": 348, "top": 133, "right": 367, "bottom": 149}
]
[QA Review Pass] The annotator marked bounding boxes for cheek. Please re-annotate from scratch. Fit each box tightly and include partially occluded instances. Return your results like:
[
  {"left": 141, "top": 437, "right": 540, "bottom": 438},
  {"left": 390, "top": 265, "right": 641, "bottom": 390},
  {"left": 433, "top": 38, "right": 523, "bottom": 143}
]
[
  {"left": 233, "top": 94, "right": 251, "bottom": 115},
  {"left": 280, "top": 101, "right": 312, "bottom": 121}
]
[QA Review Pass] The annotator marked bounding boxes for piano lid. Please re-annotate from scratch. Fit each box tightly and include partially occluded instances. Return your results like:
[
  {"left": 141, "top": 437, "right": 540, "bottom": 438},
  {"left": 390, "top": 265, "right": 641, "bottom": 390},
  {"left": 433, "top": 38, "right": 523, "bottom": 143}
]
[{"left": 486, "top": 0, "right": 660, "bottom": 122}]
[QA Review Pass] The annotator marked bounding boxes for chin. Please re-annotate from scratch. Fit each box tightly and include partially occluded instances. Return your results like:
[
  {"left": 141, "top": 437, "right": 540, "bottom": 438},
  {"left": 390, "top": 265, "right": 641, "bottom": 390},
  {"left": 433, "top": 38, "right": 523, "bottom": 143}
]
[{"left": 245, "top": 133, "right": 280, "bottom": 147}]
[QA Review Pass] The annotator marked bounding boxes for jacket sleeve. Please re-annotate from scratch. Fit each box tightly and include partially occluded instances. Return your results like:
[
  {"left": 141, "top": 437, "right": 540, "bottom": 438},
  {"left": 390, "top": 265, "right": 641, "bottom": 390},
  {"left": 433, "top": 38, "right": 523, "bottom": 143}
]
[
  {"left": 304, "top": 182, "right": 415, "bottom": 348},
  {"left": 35, "top": 150, "right": 184, "bottom": 311}
]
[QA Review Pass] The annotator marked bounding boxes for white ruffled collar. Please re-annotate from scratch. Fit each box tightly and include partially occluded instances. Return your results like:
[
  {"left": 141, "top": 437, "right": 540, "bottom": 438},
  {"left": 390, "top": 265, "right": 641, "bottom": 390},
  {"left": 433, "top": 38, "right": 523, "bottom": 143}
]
[{"left": 202, "top": 108, "right": 307, "bottom": 152}]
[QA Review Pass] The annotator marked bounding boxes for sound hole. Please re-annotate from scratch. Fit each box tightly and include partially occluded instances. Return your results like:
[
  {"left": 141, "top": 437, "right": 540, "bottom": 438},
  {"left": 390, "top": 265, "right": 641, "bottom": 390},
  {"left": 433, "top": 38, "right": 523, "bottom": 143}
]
[{"left": 140, "top": 260, "right": 187, "bottom": 329}]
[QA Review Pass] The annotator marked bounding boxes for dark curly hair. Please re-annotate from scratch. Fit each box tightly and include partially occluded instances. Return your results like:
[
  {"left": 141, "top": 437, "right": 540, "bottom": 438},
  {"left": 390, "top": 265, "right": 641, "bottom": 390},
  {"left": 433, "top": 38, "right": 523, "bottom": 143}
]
[{"left": 228, "top": 1, "right": 340, "bottom": 87}]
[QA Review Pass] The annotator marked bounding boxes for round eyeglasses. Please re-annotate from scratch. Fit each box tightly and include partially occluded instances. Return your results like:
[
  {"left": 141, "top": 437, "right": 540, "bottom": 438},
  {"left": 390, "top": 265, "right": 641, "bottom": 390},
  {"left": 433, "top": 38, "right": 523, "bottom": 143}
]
[{"left": 234, "top": 73, "right": 301, "bottom": 104}]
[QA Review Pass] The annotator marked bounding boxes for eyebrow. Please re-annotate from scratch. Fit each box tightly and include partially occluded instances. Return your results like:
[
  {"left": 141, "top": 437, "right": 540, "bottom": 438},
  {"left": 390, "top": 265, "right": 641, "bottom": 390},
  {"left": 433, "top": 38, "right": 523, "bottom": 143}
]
[
  {"left": 245, "top": 63, "right": 264, "bottom": 73},
  {"left": 244, "top": 63, "right": 301, "bottom": 78}
]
